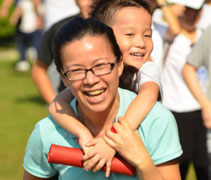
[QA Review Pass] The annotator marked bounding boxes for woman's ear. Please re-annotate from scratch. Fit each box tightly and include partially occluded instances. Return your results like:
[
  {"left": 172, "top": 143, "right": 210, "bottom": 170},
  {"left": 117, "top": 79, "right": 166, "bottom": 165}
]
[
  {"left": 117, "top": 59, "right": 124, "bottom": 78},
  {"left": 60, "top": 73, "right": 68, "bottom": 88}
]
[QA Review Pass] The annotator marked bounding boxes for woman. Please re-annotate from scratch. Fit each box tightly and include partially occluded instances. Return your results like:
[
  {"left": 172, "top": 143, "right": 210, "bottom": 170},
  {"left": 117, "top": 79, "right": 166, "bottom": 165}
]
[{"left": 23, "top": 17, "right": 182, "bottom": 180}]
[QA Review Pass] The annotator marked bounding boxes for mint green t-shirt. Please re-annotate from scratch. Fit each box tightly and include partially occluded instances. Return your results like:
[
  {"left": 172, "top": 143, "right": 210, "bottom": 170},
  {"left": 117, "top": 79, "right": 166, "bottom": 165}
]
[{"left": 24, "top": 88, "right": 182, "bottom": 179}]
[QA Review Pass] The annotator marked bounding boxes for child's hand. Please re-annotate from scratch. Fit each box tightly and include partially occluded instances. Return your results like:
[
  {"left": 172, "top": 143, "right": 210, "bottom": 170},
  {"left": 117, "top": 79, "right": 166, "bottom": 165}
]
[
  {"left": 104, "top": 117, "right": 145, "bottom": 167},
  {"left": 78, "top": 134, "right": 94, "bottom": 154},
  {"left": 82, "top": 137, "right": 116, "bottom": 177}
]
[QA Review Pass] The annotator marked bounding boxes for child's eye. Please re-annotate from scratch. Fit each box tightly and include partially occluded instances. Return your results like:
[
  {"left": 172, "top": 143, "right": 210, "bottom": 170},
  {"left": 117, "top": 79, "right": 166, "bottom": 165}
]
[
  {"left": 125, "top": 33, "right": 134, "bottom": 37},
  {"left": 144, "top": 34, "right": 152, "bottom": 38}
]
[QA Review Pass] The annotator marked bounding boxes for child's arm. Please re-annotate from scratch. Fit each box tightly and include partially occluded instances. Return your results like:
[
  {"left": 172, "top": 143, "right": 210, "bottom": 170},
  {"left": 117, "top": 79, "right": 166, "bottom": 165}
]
[
  {"left": 124, "top": 62, "right": 161, "bottom": 130},
  {"left": 124, "top": 82, "right": 159, "bottom": 130},
  {"left": 49, "top": 88, "right": 116, "bottom": 177},
  {"left": 48, "top": 88, "right": 93, "bottom": 152}
]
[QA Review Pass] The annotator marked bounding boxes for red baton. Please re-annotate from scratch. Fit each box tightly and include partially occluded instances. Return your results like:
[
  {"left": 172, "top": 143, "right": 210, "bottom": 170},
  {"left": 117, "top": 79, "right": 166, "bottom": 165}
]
[{"left": 48, "top": 144, "right": 136, "bottom": 176}]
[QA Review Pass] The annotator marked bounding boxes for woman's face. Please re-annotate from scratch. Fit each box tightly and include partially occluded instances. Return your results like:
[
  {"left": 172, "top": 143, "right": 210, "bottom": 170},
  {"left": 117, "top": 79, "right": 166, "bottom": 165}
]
[
  {"left": 61, "top": 35, "right": 123, "bottom": 113},
  {"left": 111, "top": 7, "right": 153, "bottom": 70}
]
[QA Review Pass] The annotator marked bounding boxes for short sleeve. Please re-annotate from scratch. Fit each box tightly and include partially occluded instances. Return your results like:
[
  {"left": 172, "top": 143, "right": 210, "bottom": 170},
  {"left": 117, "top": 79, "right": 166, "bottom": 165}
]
[
  {"left": 23, "top": 123, "right": 57, "bottom": 178},
  {"left": 187, "top": 25, "right": 211, "bottom": 68},
  {"left": 138, "top": 61, "right": 161, "bottom": 87},
  {"left": 140, "top": 103, "right": 183, "bottom": 165}
]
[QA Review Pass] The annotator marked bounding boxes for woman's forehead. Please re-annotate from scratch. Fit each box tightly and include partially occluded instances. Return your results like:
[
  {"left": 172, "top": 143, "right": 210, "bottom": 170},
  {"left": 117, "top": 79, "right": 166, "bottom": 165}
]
[{"left": 61, "top": 35, "right": 115, "bottom": 65}]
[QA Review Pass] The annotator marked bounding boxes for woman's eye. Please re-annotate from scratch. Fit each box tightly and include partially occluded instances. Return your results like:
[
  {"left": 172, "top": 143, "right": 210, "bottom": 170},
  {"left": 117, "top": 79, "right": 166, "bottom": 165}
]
[{"left": 71, "top": 69, "right": 84, "bottom": 73}]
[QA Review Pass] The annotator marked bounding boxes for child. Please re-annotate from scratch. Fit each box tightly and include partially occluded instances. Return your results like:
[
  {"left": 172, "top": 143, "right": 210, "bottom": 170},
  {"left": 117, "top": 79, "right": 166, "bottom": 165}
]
[
  {"left": 49, "top": 0, "right": 165, "bottom": 177},
  {"left": 9, "top": 0, "right": 42, "bottom": 71}
]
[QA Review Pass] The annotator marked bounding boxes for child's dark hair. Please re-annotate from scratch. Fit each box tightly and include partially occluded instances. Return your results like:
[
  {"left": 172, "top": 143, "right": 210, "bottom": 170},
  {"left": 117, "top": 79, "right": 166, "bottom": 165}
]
[
  {"left": 53, "top": 17, "right": 122, "bottom": 73},
  {"left": 90, "top": 0, "right": 152, "bottom": 26}
]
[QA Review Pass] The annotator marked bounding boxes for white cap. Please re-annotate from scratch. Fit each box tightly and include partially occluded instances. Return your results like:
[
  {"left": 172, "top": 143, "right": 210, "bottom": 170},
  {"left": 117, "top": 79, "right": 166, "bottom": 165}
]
[{"left": 167, "top": 0, "right": 204, "bottom": 9}]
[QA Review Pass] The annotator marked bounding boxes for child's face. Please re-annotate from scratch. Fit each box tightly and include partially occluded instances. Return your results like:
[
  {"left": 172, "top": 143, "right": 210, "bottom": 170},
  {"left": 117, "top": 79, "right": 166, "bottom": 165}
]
[{"left": 111, "top": 7, "right": 153, "bottom": 70}]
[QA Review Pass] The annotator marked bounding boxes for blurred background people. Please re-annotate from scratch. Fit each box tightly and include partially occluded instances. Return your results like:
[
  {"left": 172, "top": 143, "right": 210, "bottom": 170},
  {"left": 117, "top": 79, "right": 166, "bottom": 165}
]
[
  {"left": 31, "top": 0, "right": 92, "bottom": 104},
  {"left": 146, "top": 0, "right": 181, "bottom": 71},
  {"left": 0, "top": 0, "right": 18, "bottom": 18},
  {"left": 33, "top": 0, "right": 80, "bottom": 31},
  {"left": 183, "top": 25, "right": 211, "bottom": 179},
  {"left": 159, "top": 0, "right": 209, "bottom": 179},
  {"left": 9, "top": 0, "right": 42, "bottom": 71},
  {"left": 196, "top": 0, "right": 211, "bottom": 31}
]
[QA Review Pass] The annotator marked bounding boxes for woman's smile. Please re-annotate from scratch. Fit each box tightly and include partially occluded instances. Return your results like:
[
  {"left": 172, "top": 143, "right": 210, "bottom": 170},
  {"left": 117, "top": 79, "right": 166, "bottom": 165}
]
[{"left": 83, "top": 87, "right": 107, "bottom": 104}]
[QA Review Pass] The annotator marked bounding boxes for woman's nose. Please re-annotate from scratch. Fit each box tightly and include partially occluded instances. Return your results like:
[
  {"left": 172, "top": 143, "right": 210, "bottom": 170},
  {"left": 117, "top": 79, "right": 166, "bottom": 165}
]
[{"left": 83, "top": 70, "right": 100, "bottom": 85}]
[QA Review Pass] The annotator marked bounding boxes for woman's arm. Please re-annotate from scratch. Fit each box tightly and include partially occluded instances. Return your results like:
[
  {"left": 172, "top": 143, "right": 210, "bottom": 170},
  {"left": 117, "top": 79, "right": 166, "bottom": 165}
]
[
  {"left": 104, "top": 117, "right": 181, "bottom": 180},
  {"left": 124, "top": 82, "right": 159, "bottom": 130},
  {"left": 48, "top": 88, "right": 93, "bottom": 152},
  {"left": 23, "top": 171, "right": 55, "bottom": 180}
]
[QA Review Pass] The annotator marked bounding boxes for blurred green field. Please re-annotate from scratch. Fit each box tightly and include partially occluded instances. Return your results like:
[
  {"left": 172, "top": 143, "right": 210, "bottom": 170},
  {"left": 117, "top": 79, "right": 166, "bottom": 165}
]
[
  {"left": 0, "top": 48, "right": 197, "bottom": 180},
  {"left": 0, "top": 49, "right": 48, "bottom": 180}
]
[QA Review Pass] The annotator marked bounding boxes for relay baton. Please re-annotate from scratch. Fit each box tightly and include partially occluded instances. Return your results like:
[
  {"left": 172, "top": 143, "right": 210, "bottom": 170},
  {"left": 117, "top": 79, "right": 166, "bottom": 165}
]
[{"left": 48, "top": 144, "right": 136, "bottom": 176}]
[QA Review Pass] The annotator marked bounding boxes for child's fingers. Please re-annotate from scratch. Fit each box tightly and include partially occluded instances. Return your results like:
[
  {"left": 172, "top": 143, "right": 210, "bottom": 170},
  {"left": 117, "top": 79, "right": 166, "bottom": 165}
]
[
  {"left": 85, "top": 138, "right": 98, "bottom": 147},
  {"left": 83, "top": 154, "right": 100, "bottom": 171},
  {"left": 105, "top": 160, "right": 112, "bottom": 177},
  {"left": 92, "top": 158, "right": 106, "bottom": 173},
  {"left": 82, "top": 148, "right": 96, "bottom": 161},
  {"left": 81, "top": 146, "right": 90, "bottom": 154}
]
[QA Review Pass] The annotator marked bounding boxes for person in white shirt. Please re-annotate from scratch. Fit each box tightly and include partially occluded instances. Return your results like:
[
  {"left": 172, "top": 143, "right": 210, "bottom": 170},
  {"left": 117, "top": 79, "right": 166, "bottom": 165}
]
[{"left": 160, "top": 0, "right": 209, "bottom": 179}]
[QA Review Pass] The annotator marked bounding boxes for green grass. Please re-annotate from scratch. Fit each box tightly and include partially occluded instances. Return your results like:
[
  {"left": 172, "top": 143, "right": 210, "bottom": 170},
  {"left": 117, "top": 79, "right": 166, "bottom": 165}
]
[
  {"left": 0, "top": 53, "right": 48, "bottom": 180},
  {"left": 0, "top": 49, "right": 197, "bottom": 180}
]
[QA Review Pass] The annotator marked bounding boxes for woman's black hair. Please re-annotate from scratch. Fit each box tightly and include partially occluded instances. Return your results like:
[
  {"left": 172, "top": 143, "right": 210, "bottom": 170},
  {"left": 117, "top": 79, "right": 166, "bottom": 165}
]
[
  {"left": 119, "top": 65, "right": 139, "bottom": 94},
  {"left": 53, "top": 17, "right": 122, "bottom": 73}
]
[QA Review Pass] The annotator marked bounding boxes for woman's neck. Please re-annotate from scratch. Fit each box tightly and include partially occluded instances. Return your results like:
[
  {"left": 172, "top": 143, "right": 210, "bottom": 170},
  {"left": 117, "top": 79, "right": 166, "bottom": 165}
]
[{"left": 77, "top": 92, "right": 119, "bottom": 137}]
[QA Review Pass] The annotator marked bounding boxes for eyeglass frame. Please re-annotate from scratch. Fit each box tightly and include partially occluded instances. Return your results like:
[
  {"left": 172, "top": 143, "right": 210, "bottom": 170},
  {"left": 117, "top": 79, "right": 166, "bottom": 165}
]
[{"left": 61, "top": 57, "right": 117, "bottom": 81}]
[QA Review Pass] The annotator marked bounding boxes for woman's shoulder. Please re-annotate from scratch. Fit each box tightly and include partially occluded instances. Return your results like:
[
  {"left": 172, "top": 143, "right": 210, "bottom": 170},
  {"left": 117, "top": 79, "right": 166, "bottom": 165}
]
[
  {"left": 141, "top": 102, "right": 177, "bottom": 130},
  {"left": 147, "top": 102, "right": 175, "bottom": 122},
  {"left": 140, "top": 102, "right": 182, "bottom": 164},
  {"left": 31, "top": 116, "right": 77, "bottom": 150},
  {"left": 118, "top": 87, "right": 137, "bottom": 101}
]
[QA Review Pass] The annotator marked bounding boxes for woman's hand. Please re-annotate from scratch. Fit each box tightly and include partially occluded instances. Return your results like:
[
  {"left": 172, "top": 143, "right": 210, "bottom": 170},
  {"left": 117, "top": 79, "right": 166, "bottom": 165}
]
[
  {"left": 82, "top": 137, "right": 116, "bottom": 177},
  {"left": 104, "top": 116, "right": 145, "bottom": 167}
]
